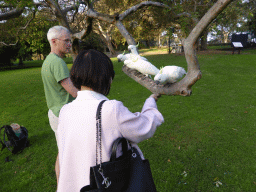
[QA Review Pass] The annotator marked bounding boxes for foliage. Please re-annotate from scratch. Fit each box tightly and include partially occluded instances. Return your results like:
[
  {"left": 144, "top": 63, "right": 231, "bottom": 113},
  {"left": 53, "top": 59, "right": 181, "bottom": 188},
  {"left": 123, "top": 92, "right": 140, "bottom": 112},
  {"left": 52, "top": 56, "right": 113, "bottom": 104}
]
[
  {"left": 246, "top": 0, "right": 256, "bottom": 35},
  {"left": 93, "top": 0, "right": 175, "bottom": 47},
  {"left": 21, "top": 12, "right": 57, "bottom": 58},
  {"left": 248, "top": 13, "right": 256, "bottom": 35}
]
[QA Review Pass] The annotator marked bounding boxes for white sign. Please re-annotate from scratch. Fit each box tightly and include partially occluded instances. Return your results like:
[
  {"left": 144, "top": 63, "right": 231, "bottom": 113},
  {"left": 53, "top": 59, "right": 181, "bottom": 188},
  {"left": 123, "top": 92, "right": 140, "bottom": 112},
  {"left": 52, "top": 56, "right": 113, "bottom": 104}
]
[{"left": 232, "top": 42, "right": 243, "bottom": 48}]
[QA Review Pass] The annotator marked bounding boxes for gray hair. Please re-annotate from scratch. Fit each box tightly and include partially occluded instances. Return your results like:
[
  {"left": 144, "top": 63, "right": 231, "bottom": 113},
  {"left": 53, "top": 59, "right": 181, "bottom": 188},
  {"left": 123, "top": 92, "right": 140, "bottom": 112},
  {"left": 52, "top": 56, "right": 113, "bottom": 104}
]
[{"left": 47, "top": 26, "right": 71, "bottom": 45}]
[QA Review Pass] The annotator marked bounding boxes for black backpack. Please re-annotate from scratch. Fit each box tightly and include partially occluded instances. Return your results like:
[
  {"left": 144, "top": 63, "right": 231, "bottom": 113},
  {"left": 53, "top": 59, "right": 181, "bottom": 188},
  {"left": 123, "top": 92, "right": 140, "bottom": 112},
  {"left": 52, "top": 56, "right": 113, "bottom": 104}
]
[{"left": 0, "top": 125, "right": 29, "bottom": 154}]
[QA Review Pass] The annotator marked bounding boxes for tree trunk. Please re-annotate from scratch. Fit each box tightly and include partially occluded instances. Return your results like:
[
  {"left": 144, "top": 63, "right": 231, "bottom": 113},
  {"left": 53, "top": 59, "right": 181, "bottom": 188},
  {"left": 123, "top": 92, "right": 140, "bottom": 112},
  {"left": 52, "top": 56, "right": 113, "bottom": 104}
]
[
  {"left": 18, "top": 57, "right": 23, "bottom": 66},
  {"left": 223, "top": 31, "right": 230, "bottom": 43},
  {"left": 98, "top": 33, "right": 116, "bottom": 56},
  {"left": 200, "top": 29, "right": 208, "bottom": 50},
  {"left": 96, "top": 22, "right": 116, "bottom": 56},
  {"left": 158, "top": 34, "right": 161, "bottom": 48},
  {"left": 115, "top": 20, "right": 136, "bottom": 45}
]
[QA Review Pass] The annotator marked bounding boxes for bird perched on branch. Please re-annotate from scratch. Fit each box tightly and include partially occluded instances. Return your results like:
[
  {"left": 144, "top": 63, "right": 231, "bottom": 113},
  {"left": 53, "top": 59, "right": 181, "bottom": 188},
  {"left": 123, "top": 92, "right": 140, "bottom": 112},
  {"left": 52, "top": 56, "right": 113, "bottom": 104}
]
[
  {"left": 117, "top": 51, "right": 131, "bottom": 62},
  {"left": 124, "top": 58, "right": 160, "bottom": 76},
  {"left": 128, "top": 44, "right": 140, "bottom": 55},
  {"left": 154, "top": 66, "right": 187, "bottom": 84},
  {"left": 117, "top": 50, "right": 148, "bottom": 62},
  {"left": 117, "top": 43, "right": 159, "bottom": 76}
]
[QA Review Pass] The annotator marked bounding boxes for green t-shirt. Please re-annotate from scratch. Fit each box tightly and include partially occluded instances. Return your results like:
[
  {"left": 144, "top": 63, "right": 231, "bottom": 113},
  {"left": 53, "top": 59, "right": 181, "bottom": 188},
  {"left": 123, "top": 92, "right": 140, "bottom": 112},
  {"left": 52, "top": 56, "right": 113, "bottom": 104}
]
[{"left": 41, "top": 53, "right": 73, "bottom": 117}]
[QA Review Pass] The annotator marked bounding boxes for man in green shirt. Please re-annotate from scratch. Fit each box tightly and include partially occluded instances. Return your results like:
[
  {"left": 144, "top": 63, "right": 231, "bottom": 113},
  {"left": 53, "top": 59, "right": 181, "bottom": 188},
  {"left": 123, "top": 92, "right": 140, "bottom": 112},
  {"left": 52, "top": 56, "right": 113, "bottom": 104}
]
[{"left": 41, "top": 26, "right": 78, "bottom": 186}]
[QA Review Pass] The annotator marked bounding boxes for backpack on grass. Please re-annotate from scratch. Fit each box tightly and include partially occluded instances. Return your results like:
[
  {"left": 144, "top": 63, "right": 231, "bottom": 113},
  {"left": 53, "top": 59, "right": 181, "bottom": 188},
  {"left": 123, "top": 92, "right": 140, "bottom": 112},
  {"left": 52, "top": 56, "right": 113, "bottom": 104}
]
[{"left": 0, "top": 124, "right": 29, "bottom": 154}]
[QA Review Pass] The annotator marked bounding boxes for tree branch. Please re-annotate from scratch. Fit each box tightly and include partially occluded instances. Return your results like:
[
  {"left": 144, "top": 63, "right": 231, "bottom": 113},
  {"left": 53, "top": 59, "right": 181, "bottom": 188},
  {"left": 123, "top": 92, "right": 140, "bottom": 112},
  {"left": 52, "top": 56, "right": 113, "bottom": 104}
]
[
  {"left": 119, "top": 1, "right": 171, "bottom": 21},
  {"left": 0, "top": 40, "right": 19, "bottom": 47},
  {"left": 115, "top": 20, "right": 136, "bottom": 45},
  {"left": 0, "top": 2, "right": 47, "bottom": 21},
  {"left": 0, "top": 11, "right": 36, "bottom": 47},
  {"left": 86, "top": 8, "right": 115, "bottom": 23},
  {"left": 45, "top": 0, "right": 71, "bottom": 32},
  {"left": 72, "top": 17, "right": 93, "bottom": 39},
  {"left": 0, "top": 5, "right": 15, "bottom": 8},
  {"left": 0, "top": 7, "right": 24, "bottom": 21}
]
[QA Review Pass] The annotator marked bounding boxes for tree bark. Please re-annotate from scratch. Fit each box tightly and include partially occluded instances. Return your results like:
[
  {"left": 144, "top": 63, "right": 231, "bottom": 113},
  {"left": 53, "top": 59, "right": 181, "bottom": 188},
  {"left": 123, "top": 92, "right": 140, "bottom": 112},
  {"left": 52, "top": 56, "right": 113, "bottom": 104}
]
[
  {"left": 98, "top": 33, "right": 116, "bottom": 56},
  {"left": 95, "top": 22, "right": 116, "bottom": 56},
  {"left": 0, "top": 7, "right": 24, "bottom": 21},
  {"left": 115, "top": 20, "right": 136, "bottom": 45},
  {"left": 45, "top": 0, "right": 71, "bottom": 31},
  {"left": 200, "top": 29, "right": 208, "bottom": 50}
]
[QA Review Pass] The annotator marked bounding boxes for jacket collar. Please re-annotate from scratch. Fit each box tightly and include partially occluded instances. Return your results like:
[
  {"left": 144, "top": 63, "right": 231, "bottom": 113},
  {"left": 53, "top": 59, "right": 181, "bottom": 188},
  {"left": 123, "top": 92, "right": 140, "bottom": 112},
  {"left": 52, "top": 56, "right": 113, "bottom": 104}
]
[{"left": 76, "top": 90, "right": 109, "bottom": 101}]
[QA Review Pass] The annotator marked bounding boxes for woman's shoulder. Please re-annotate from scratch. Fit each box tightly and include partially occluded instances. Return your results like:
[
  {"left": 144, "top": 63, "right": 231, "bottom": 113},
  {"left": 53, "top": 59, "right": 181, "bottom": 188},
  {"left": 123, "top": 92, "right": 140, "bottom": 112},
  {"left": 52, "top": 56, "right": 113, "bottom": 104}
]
[{"left": 103, "top": 99, "right": 124, "bottom": 112}]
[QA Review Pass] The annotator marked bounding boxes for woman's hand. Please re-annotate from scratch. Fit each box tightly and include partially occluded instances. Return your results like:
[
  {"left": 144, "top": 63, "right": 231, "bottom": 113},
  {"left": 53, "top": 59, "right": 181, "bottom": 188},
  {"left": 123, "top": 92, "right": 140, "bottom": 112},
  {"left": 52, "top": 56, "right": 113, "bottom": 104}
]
[{"left": 150, "top": 93, "right": 161, "bottom": 102}]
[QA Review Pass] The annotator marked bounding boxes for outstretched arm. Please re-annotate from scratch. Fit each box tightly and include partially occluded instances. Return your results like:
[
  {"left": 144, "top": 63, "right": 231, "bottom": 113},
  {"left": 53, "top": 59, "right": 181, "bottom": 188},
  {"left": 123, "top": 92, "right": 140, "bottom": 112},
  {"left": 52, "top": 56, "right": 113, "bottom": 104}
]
[{"left": 116, "top": 95, "right": 164, "bottom": 144}]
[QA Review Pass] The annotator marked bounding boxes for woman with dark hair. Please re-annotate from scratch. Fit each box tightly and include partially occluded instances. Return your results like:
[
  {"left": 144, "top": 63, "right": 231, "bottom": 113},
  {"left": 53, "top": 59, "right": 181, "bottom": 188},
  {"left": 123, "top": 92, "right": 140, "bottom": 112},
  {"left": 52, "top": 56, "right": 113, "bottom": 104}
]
[{"left": 56, "top": 49, "right": 164, "bottom": 192}]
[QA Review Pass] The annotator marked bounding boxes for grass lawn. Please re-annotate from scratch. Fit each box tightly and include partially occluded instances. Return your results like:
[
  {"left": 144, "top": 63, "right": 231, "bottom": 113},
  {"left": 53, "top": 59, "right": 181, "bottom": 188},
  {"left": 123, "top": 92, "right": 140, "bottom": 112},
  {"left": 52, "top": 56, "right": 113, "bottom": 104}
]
[{"left": 0, "top": 48, "right": 256, "bottom": 191}]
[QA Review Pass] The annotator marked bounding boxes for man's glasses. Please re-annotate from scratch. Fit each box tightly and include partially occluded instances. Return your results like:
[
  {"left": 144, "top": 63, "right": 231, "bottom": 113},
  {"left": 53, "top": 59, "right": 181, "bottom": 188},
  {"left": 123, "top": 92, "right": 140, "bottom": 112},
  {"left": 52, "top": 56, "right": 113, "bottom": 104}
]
[{"left": 56, "top": 38, "right": 72, "bottom": 44}]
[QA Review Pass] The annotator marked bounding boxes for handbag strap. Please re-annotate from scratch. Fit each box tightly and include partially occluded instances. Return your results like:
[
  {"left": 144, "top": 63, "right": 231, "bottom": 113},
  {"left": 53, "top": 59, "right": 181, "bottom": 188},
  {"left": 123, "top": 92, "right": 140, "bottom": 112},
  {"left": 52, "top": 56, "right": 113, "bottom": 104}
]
[
  {"left": 110, "top": 137, "right": 129, "bottom": 161},
  {"left": 96, "top": 100, "right": 106, "bottom": 166}
]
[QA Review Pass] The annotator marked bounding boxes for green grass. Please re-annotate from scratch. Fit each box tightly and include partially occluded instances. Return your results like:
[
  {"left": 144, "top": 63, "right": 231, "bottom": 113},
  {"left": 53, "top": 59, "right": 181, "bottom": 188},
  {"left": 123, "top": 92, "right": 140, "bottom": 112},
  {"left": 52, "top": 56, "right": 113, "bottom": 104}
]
[
  {"left": 0, "top": 49, "right": 256, "bottom": 191},
  {"left": 207, "top": 44, "right": 231, "bottom": 50}
]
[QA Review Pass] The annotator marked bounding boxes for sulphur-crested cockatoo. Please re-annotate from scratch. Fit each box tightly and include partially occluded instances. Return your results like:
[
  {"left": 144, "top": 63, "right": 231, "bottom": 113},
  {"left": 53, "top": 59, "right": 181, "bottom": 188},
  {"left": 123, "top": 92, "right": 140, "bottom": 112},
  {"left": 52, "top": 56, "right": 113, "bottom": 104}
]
[
  {"left": 117, "top": 53, "right": 131, "bottom": 62},
  {"left": 120, "top": 43, "right": 158, "bottom": 76},
  {"left": 154, "top": 66, "right": 186, "bottom": 84},
  {"left": 128, "top": 44, "right": 139, "bottom": 55},
  {"left": 117, "top": 50, "right": 148, "bottom": 62},
  {"left": 124, "top": 58, "right": 159, "bottom": 76}
]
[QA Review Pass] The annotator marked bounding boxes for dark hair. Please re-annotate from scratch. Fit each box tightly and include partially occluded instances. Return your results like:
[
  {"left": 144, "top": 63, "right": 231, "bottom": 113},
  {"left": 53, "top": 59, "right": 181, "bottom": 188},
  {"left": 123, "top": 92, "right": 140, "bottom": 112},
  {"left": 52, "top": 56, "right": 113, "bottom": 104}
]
[{"left": 70, "top": 49, "right": 115, "bottom": 95}]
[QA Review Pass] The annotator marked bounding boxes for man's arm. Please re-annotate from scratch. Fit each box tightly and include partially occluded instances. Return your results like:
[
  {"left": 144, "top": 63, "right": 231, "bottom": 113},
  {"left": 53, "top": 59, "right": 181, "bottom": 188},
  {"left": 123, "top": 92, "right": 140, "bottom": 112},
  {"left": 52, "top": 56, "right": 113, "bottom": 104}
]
[{"left": 60, "top": 77, "right": 79, "bottom": 98}]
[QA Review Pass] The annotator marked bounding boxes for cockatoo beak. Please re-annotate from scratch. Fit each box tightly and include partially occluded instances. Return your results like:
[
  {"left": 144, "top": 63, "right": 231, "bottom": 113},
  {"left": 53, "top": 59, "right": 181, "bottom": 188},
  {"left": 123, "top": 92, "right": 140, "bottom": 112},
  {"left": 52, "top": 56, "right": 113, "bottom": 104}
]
[
  {"left": 118, "top": 59, "right": 121, "bottom": 62},
  {"left": 155, "top": 80, "right": 160, "bottom": 85}
]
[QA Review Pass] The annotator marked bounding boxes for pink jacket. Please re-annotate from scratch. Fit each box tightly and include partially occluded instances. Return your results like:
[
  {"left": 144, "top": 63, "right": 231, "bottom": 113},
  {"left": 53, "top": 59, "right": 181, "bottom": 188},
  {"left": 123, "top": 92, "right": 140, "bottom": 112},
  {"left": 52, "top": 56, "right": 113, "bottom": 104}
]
[{"left": 57, "top": 90, "right": 164, "bottom": 192}]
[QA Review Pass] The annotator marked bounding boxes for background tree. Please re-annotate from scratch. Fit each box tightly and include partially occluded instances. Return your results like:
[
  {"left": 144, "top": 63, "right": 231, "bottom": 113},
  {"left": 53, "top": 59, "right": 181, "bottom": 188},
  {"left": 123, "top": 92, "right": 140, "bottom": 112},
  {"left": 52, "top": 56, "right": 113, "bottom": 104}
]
[
  {"left": 245, "top": 0, "right": 256, "bottom": 36},
  {"left": 208, "top": 0, "right": 250, "bottom": 44}
]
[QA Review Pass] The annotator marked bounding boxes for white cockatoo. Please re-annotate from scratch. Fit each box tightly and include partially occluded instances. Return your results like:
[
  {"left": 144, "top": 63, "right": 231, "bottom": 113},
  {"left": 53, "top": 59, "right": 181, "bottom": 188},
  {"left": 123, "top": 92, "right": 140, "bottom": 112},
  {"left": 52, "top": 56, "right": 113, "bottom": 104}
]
[
  {"left": 118, "top": 43, "right": 159, "bottom": 76},
  {"left": 154, "top": 66, "right": 187, "bottom": 84},
  {"left": 128, "top": 44, "right": 139, "bottom": 55},
  {"left": 124, "top": 59, "right": 159, "bottom": 76},
  {"left": 117, "top": 53, "right": 131, "bottom": 62},
  {"left": 117, "top": 50, "right": 148, "bottom": 62}
]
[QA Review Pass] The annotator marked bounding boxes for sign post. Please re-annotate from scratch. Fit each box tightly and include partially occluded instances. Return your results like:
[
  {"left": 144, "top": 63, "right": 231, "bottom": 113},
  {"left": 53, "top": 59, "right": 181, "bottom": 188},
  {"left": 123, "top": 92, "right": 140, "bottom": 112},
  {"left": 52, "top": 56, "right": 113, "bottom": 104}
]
[{"left": 232, "top": 42, "right": 243, "bottom": 54}]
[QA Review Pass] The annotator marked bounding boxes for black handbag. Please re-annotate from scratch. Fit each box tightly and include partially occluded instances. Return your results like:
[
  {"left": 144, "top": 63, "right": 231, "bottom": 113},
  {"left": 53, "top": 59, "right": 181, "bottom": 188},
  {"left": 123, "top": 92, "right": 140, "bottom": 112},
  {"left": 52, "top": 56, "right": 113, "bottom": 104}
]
[
  {"left": 80, "top": 100, "right": 157, "bottom": 192},
  {"left": 0, "top": 125, "right": 29, "bottom": 154}
]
